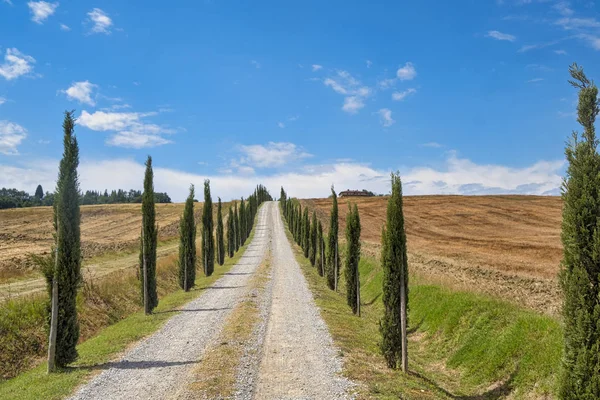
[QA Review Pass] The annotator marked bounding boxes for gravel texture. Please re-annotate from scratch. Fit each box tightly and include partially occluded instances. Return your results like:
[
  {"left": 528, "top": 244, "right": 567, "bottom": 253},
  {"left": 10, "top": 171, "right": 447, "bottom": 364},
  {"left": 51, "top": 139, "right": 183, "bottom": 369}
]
[
  {"left": 252, "top": 203, "right": 354, "bottom": 399},
  {"left": 68, "top": 205, "right": 270, "bottom": 400}
]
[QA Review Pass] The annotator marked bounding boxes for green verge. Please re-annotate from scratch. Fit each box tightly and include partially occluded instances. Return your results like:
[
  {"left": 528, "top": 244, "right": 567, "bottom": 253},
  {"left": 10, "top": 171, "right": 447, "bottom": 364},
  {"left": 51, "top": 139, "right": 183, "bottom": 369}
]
[
  {"left": 0, "top": 221, "right": 258, "bottom": 400},
  {"left": 280, "top": 206, "right": 562, "bottom": 399}
]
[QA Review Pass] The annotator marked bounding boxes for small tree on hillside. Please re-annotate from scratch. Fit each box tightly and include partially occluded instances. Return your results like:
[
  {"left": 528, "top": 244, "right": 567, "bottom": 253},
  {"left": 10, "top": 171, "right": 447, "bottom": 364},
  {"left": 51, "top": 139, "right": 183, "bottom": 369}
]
[
  {"left": 309, "top": 211, "right": 317, "bottom": 266},
  {"left": 345, "top": 203, "right": 361, "bottom": 315},
  {"left": 178, "top": 185, "right": 196, "bottom": 291},
  {"left": 380, "top": 173, "right": 409, "bottom": 372},
  {"left": 326, "top": 186, "right": 340, "bottom": 290},
  {"left": 35, "top": 184, "right": 44, "bottom": 200},
  {"left": 559, "top": 63, "right": 600, "bottom": 397},
  {"left": 139, "top": 156, "right": 159, "bottom": 315},
  {"left": 201, "top": 180, "right": 214, "bottom": 276},
  {"left": 227, "top": 206, "right": 235, "bottom": 257},
  {"left": 216, "top": 197, "right": 225, "bottom": 266},
  {"left": 316, "top": 220, "right": 325, "bottom": 277},
  {"left": 46, "top": 111, "right": 81, "bottom": 372}
]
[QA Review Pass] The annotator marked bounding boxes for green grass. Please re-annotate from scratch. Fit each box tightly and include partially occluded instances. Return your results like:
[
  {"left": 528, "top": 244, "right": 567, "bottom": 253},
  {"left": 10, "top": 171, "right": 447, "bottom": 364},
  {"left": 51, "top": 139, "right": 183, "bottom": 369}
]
[
  {"left": 0, "top": 223, "right": 257, "bottom": 400},
  {"left": 282, "top": 208, "right": 562, "bottom": 399}
]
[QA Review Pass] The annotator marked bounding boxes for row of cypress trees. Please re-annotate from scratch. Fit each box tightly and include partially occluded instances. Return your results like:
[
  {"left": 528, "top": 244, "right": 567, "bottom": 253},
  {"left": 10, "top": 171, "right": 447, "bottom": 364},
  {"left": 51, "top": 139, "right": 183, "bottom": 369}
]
[
  {"left": 43, "top": 115, "right": 272, "bottom": 371},
  {"left": 279, "top": 177, "right": 409, "bottom": 372}
]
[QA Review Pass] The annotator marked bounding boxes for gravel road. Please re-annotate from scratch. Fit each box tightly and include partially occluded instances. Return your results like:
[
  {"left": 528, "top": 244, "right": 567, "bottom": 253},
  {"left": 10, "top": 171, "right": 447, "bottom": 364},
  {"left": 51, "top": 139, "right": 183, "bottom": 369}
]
[
  {"left": 252, "top": 203, "right": 354, "bottom": 399},
  {"left": 68, "top": 205, "right": 271, "bottom": 400}
]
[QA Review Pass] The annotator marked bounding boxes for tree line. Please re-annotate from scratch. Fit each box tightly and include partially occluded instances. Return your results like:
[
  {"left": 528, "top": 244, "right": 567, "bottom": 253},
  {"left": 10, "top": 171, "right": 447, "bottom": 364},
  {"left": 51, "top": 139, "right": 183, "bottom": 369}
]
[
  {"left": 42, "top": 110, "right": 272, "bottom": 371},
  {"left": 280, "top": 176, "right": 409, "bottom": 371},
  {"left": 0, "top": 186, "right": 171, "bottom": 209}
]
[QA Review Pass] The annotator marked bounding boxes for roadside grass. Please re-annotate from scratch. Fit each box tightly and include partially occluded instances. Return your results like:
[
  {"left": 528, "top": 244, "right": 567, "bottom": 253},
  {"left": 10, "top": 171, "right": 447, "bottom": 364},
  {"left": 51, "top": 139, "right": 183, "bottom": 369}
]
[
  {"left": 179, "top": 251, "right": 272, "bottom": 399},
  {"left": 0, "top": 225, "right": 257, "bottom": 400},
  {"left": 282, "top": 209, "right": 562, "bottom": 399}
]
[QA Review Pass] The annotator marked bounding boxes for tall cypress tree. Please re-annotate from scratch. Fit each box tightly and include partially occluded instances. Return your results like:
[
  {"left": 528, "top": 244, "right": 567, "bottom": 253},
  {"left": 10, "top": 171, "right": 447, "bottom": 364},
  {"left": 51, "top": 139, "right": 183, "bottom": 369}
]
[
  {"left": 303, "top": 207, "right": 310, "bottom": 258},
  {"left": 380, "top": 173, "right": 409, "bottom": 371},
  {"left": 309, "top": 211, "right": 317, "bottom": 266},
  {"left": 326, "top": 186, "right": 340, "bottom": 290},
  {"left": 46, "top": 111, "right": 81, "bottom": 371},
  {"left": 345, "top": 203, "right": 361, "bottom": 315},
  {"left": 239, "top": 198, "right": 246, "bottom": 246},
  {"left": 178, "top": 185, "right": 196, "bottom": 291},
  {"left": 559, "top": 63, "right": 600, "bottom": 398},
  {"left": 139, "top": 156, "right": 159, "bottom": 314},
  {"left": 234, "top": 202, "right": 240, "bottom": 252},
  {"left": 316, "top": 220, "right": 324, "bottom": 277},
  {"left": 216, "top": 197, "right": 225, "bottom": 266},
  {"left": 227, "top": 206, "right": 235, "bottom": 257},
  {"left": 201, "top": 180, "right": 214, "bottom": 276}
]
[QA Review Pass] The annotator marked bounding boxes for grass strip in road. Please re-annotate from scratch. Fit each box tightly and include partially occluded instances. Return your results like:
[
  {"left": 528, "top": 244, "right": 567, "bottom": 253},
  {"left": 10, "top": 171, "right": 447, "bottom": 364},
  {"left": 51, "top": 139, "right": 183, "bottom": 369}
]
[
  {"left": 282, "top": 211, "right": 562, "bottom": 399},
  {"left": 176, "top": 251, "right": 272, "bottom": 399},
  {"left": 0, "top": 225, "right": 258, "bottom": 400}
]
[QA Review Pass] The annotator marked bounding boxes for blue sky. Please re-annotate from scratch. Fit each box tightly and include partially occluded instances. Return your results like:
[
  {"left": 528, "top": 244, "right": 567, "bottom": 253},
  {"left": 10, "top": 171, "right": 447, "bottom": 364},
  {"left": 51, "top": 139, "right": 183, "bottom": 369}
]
[{"left": 0, "top": 0, "right": 598, "bottom": 201}]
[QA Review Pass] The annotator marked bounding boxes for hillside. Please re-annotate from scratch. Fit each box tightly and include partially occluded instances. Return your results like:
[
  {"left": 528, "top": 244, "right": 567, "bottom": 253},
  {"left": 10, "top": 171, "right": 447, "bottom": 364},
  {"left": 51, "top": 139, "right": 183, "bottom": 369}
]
[{"left": 300, "top": 195, "right": 563, "bottom": 315}]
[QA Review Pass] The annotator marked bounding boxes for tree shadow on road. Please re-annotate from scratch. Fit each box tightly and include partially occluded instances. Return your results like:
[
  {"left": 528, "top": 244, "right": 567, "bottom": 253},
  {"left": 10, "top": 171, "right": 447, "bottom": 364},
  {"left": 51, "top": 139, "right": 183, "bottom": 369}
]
[
  {"left": 72, "top": 359, "right": 199, "bottom": 372},
  {"left": 153, "top": 307, "right": 232, "bottom": 314}
]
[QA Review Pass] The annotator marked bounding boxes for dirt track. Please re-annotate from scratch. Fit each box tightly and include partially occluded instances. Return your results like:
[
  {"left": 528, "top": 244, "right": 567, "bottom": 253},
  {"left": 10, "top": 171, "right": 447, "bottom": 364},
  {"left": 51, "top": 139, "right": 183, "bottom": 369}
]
[{"left": 301, "top": 195, "right": 563, "bottom": 315}]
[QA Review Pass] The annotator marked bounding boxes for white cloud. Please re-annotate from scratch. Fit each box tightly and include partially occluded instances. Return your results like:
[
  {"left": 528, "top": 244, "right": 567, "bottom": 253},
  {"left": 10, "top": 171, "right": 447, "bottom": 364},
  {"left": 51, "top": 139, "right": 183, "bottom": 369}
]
[
  {"left": 553, "top": 1, "right": 574, "bottom": 16},
  {"left": 0, "top": 120, "right": 27, "bottom": 155},
  {"left": 3, "top": 0, "right": 13, "bottom": 5},
  {"left": 0, "top": 153, "right": 564, "bottom": 201},
  {"left": 277, "top": 122, "right": 285, "bottom": 128},
  {"left": 62, "top": 81, "right": 97, "bottom": 106},
  {"left": 251, "top": 60, "right": 261, "bottom": 69},
  {"left": 422, "top": 142, "right": 442, "bottom": 148},
  {"left": 28, "top": 1, "right": 58, "bottom": 24},
  {"left": 238, "top": 142, "right": 312, "bottom": 168},
  {"left": 366, "top": 60, "right": 372, "bottom": 68},
  {"left": 578, "top": 34, "right": 600, "bottom": 50},
  {"left": 0, "top": 48, "right": 36, "bottom": 80},
  {"left": 392, "top": 88, "right": 417, "bottom": 101},
  {"left": 0, "top": 97, "right": 6, "bottom": 105},
  {"left": 377, "top": 78, "right": 397, "bottom": 90},
  {"left": 311, "top": 64, "right": 323, "bottom": 71},
  {"left": 396, "top": 62, "right": 417, "bottom": 81},
  {"left": 554, "top": 49, "right": 567, "bottom": 55},
  {"left": 486, "top": 30, "right": 517, "bottom": 41},
  {"left": 342, "top": 96, "right": 365, "bottom": 114},
  {"left": 106, "top": 131, "right": 172, "bottom": 149},
  {"left": 376, "top": 108, "right": 395, "bottom": 127},
  {"left": 60, "top": 23, "right": 70, "bottom": 31},
  {"left": 87, "top": 8, "right": 112, "bottom": 34},
  {"left": 526, "top": 78, "right": 544, "bottom": 83},
  {"left": 324, "top": 78, "right": 348, "bottom": 95},
  {"left": 556, "top": 17, "right": 600, "bottom": 29}
]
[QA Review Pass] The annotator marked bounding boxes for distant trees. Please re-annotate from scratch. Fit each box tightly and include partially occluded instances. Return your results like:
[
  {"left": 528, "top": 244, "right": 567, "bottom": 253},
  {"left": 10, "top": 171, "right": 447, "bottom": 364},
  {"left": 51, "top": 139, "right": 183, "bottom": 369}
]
[
  {"left": 202, "top": 180, "right": 215, "bottom": 277},
  {"left": 178, "top": 185, "right": 196, "bottom": 292},
  {"left": 326, "top": 186, "right": 340, "bottom": 291},
  {"left": 216, "top": 197, "right": 225, "bottom": 266},
  {"left": 309, "top": 211, "right": 317, "bottom": 266},
  {"left": 227, "top": 206, "right": 235, "bottom": 258},
  {"left": 380, "top": 173, "right": 409, "bottom": 372},
  {"left": 139, "top": 156, "right": 159, "bottom": 315},
  {"left": 317, "top": 220, "right": 324, "bottom": 277},
  {"left": 345, "top": 203, "right": 361, "bottom": 315},
  {"left": 302, "top": 207, "right": 310, "bottom": 258},
  {"left": 559, "top": 63, "right": 600, "bottom": 398},
  {"left": 46, "top": 111, "right": 82, "bottom": 372}
]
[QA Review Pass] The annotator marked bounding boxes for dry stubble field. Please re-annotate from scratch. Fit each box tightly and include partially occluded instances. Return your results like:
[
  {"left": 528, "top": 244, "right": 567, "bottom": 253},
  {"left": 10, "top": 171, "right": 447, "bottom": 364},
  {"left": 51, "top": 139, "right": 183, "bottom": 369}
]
[{"left": 300, "top": 195, "right": 563, "bottom": 316}]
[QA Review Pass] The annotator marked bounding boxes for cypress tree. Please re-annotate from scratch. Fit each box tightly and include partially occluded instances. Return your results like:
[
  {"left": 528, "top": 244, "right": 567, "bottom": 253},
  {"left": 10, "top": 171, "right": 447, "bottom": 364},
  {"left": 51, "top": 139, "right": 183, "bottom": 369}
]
[
  {"left": 303, "top": 207, "right": 310, "bottom": 258},
  {"left": 380, "top": 173, "right": 409, "bottom": 371},
  {"left": 227, "top": 206, "right": 235, "bottom": 258},
  {"left": 35, "top": 184, "right": 44, "bottom": 200},
  {"left": 234, "top": 202, "right": 240, "bottom": 252},
  {"left": 201, "top": 179, "right": 215, "bottom": 276},
  {"left": 316, "top": 220, "right": 324, "bottom": 277},
  {"left": 239, "top": 198, "right": 246, "bottom": 246},
  {"left": 178, "top": 185, "right": 196, "bottom": 291},
  {"left": 46, "top": 111, "right": 81, "bottom": 371},
  {"left": 216, "top": 197, "right": 225, "bottom": 266},
  {"left": 139, "top": 156, "right": 159, "bottom": 314},
  {"left": 345, "top": 203, "right": 361, "bottom": 315},
  {"left": 296, "top": 204, "right": 302, "bottom": 244},
  {"left": 326, "top": 186, "right": 340, "bottom": 290},
  {"left": 559, "top": 63, "right": 600, "bottom": 398},
  {"left": 309, "top": 211, "right": 317, "bottom": 266}
]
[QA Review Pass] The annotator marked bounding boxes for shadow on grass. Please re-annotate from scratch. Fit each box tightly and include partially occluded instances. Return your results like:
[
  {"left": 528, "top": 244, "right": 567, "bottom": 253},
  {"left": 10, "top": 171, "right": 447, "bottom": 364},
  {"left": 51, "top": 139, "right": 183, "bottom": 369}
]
[{"left": 409, "top": 368, "right": 517, "bottom": 400}]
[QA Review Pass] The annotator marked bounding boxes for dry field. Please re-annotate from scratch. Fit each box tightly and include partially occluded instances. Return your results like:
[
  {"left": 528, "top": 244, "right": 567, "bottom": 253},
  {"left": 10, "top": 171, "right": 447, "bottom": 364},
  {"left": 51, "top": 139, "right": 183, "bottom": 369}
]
[
  {"left": 300, "top": 195, "right": 564, "bottom": 316},
  {"left": 0, "top": 201, "right": 233, "bottom": 298}
]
